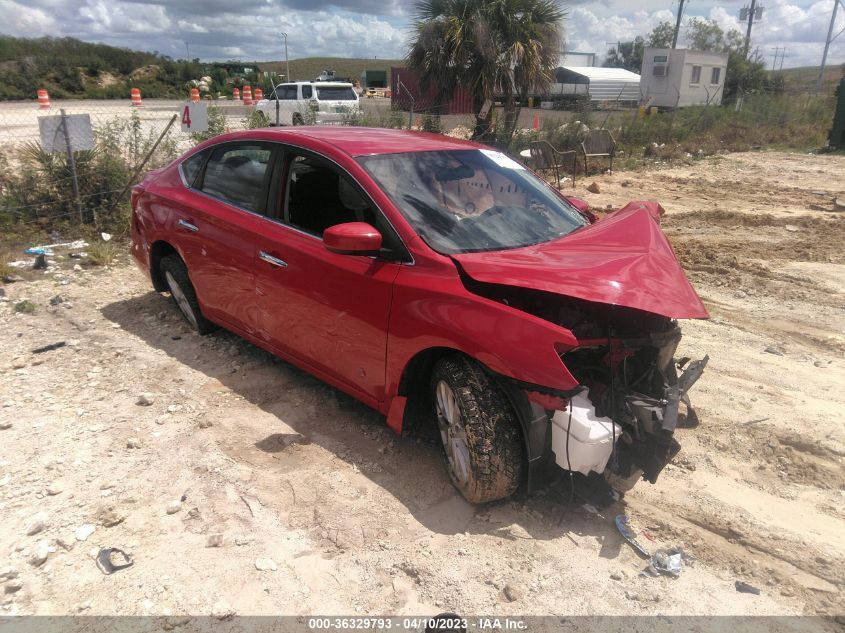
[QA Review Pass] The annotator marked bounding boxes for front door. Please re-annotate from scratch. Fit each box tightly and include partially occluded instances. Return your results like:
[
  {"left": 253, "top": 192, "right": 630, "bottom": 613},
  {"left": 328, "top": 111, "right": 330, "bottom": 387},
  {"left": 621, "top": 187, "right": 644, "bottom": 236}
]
[{"left": 253, "top": 150, "right": 406, "bottom": 404}]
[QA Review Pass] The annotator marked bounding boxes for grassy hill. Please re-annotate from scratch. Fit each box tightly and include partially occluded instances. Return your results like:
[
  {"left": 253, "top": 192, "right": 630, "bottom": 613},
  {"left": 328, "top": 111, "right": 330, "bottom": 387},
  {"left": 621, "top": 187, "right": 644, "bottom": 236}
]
[
  {"left": 257, "top": 57, "right": 403, "bottom": 84},
  {"left": 773, "top": 64, "right": 844, "bottom": 94}
]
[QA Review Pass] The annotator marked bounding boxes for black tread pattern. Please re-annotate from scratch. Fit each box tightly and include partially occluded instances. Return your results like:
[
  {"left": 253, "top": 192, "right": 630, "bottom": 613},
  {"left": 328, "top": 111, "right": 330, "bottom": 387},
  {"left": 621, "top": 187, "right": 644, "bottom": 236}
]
[
  {"left": 160, "top": 255, "right": 217, "bottom": 335},
  {"left": 432, "top": 355, "right": 524, "bottom": 503}
]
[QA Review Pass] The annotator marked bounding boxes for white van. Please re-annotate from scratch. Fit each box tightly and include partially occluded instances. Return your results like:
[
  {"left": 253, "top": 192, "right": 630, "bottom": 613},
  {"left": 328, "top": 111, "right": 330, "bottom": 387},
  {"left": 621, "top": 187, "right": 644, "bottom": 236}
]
[{"left": 255, "top": 81, "right": 360, "bottom": 126}]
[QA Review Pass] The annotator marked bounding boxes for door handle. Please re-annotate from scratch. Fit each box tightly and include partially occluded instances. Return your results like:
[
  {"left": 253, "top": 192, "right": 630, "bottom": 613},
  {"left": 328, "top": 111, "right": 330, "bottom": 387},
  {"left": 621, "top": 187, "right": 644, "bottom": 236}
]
[
  {"left": 259, "top": 251, "right": 288, "bottom": 268},
  {"left": 178, "top": 219, "right": 199, "bottom": 232}
]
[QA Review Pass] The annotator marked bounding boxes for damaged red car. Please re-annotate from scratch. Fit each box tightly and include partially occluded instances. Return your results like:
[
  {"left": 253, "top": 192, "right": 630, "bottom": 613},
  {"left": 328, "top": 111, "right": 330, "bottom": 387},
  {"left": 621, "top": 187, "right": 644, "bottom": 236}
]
[{"left": 131, "top": 127, "right": 709, "bottom": 504}]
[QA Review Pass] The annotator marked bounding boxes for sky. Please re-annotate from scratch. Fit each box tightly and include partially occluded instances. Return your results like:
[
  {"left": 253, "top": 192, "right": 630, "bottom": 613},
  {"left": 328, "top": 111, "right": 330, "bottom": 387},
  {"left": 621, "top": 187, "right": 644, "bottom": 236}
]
[{"left": 0, "top": 0, "right": 843, "bottom": 70}]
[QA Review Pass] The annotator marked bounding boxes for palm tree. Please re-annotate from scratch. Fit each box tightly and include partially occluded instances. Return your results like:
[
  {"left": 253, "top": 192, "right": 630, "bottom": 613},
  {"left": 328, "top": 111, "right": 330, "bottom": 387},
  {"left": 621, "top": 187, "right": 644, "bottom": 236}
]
[{"left": 407, "top": 0, "right": 565, "bottom": 140}]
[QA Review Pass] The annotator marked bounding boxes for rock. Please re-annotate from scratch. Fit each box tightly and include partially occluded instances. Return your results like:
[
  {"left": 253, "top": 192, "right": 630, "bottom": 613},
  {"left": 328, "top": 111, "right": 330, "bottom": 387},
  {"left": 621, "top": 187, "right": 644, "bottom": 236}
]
[
  {"left": 206, "top": 534, "right": 225, "bottom": 548},
  {"left": 2, "top": 274, "right": 24, "bottom": 283},
  {"left": 49, "top": 295, "right": 64, "bottom": 306},
  {"left": 0, "top": 568, "right": 19, "bottom": 581},
  {"left": 75, "top": 524, "right": 96, "bottom": 541},
  {"left": 26, "top": 512, "right": 48, "bottom": 536},
  {"left": 73, "top": 264, "right": 82, "bottom": 272},
  {"left": 0, "top": 421, "right": 12, "bottom": 430},
  {"left": 4, "top": 579, "right": 23, "bottom": 594},
  {"left": 764, "top": 346, "right": 784, "bottom": 356},
  {"left": 625, "top": 590, "right": 640, "bottom": 601},
  {"left": 166, "top": 501, "right": 182, "bottom": 515},
  {"left": 136, "top": 393, "right": 155, "bottom": 407},
  {"left": 56, "top": 536, "right": 75, "bottom": 551},
  {"left": 97, "top": 506, "right": 125, "bottom": 527},
  {"left": 126, "top": 438, "right": 142, "bottom": 449},
  {"left": 167, "top": 404, "right": 183, "bottom": 413},
  {"left": 780, "top": 587, "right": 795, "bottom": 597},
  {"left": 29, "top": 540, "right": 51, "bottom": 566},
  {"left": 586, "top": 182, "right": 601, "bottom": 194},
  {"left": 12, "top": 358, "right": 26, "bottom": 370},
  {"left": 255, "top": 557, "right": 277, "bottom": 571},
  {"left": 621, "top": 180, "right": 633, "bottom": 187},
  {"left": 46, "top": 482, "right": 63, "bottom": 496},
  {"left": 784, "top": 224, "right": 800, "bottom": 233},
  {"left": 610, "top": 572, "right": 623, "bottom": 581},
  {"left": 503, "top": 583, "right": 524, "bottom": 602},
  {"left": 211, "top": 599, "right": 235, "bottom": 620},
  {"left": 198, "top": 418, "right": 213, "bottom": 429},
  {"left": 834, "top": 198, "right": 845, "bottom": 212}
]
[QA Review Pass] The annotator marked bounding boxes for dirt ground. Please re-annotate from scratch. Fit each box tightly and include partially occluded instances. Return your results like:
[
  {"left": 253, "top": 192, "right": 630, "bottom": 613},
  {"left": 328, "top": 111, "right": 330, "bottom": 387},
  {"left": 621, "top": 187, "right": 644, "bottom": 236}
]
[{"left": 1, "top": 150, "right": 843, "bottom": 622}]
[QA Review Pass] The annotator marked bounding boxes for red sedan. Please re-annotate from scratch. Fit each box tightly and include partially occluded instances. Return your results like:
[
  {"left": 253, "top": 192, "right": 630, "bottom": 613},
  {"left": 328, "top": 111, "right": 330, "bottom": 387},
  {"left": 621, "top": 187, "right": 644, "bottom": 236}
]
[{"left": 131, "top": 127, "right": 708, "bottom": 504}]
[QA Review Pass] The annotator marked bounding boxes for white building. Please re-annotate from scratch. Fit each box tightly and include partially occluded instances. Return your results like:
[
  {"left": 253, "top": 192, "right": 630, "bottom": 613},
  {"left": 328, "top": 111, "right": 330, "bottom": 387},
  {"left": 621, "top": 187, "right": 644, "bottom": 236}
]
[
  {"left": 640, "top": 48, "right": 729, "bottom": 108},
  {"left": 550, "top": 67, "right": 642, "bottom": 104}
]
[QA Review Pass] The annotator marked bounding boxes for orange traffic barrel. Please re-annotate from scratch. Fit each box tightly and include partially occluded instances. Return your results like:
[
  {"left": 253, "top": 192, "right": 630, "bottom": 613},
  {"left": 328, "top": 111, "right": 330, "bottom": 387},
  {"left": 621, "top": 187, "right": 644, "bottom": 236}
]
[
  {"left": 254, "top": 88, "right": 263, "bottom": 101},
  {"left": 233, "top": 88, "right": 240, "bottom": 101},
  {"left": 242, "top": 85, "right": 253, "bottom": 106},
  {"left": 37, "top": 89, "right": 51, "bottom": 109},
  {"left": 190, "top": 88, "right": 200, "bottom": 103},
  {"left": 130, "top": 88, "right": 143, "bottom": 107},
  {"left": 532, "top": 112, "right": 540, "bottom": 130}
]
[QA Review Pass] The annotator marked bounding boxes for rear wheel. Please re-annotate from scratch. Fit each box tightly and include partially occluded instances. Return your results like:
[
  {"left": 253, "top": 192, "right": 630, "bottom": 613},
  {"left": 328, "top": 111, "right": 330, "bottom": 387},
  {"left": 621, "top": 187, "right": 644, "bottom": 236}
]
[
  {"left": 431, "top": 355, "right": 524, "bottom": 503},
  {"left": 160, "top": 255, "right": 216, "bottom": 335}
]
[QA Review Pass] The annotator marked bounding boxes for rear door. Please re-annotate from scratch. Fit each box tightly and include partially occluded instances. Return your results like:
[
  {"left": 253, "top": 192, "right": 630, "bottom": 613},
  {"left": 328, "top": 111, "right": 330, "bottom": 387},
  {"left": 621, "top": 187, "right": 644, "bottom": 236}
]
[
  {"left": 178, "top": 141, "right": 279, "bottom": 334},
  {"left": 253, "top": 148, "right": 407, "bottom": 404}
]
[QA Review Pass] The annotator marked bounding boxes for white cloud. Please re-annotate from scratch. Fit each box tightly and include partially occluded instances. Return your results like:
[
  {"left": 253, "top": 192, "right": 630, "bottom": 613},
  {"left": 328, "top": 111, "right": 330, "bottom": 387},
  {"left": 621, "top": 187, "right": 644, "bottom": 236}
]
[{"left": 0, "top": 0, "right": 841, "bottom": 69}]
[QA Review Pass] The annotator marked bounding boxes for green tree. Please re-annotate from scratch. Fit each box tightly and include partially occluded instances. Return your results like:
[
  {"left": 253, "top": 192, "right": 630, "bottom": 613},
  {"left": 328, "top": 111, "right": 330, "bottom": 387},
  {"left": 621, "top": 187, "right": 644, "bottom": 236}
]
[
  {"left": 647, "top": 21, "right": 675, "bottom": 48},
  {"left": 407, "top": 0, "right": 565, "bottom": 140},
  {"left": 604, "top": 37, "right": 644, "bottom": 72}
]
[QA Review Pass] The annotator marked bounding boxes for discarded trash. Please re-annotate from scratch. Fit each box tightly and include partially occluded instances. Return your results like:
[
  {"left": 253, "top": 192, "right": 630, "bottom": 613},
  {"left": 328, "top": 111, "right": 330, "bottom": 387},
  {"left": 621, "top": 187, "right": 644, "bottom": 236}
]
[
  {"left": 32, "top": 341, "right": 66, "bottom": 354},
  {"left": 49, "top": 295, "right": 63, "bottom": 306},
  {"left": 735, "top": 580, "right": 760, "bottom": 595},
  {"left": 615, "top": 514, "right": 650, "bottom": 559},
  {"left": 651, "top": 547, "right": 684, "bottom": 577},
  {"left": 33, "top": 254, "right": 47, "bottom": 270},
  {"left": 101, "top": 232, "right": 112, "bottom": 242},
  {"left": 24, "top": 247, "right": 53, "bottom": 256},
  {"left": 95, "top": 548, "right": 134, "bottom": 575}
]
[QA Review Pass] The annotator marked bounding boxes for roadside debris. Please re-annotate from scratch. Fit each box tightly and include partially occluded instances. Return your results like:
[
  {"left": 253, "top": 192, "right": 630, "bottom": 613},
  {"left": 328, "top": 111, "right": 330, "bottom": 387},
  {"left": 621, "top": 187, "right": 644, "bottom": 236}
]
[
  {"left": 764, "top": 346, "right": 784, "bottom": 356},
  {"left": 615, "top": 515, "right": 650, "bottom": 559},
  {"left": 2, "top": 274, "right": 24, "bottom": 283},
  {"left": 586, "top": 182, "right": 601, "bottom": 193},
  {"left": 645, "top": 547, "right": 685, "bottom": 577},
  {"left": 32, "top": 341, "right": 66, "bottom": 354},
  {"left": 834, "top": 198, "right": 845, "bottom": 212},
  {"left": 95, "top": 548, "right": 134, "bottom": 575},
  {"left": 735, "top": 580, "right": 761, "bottom": 595},
  {"left": 33, "top": 254, "right": 47, "bottom": 270}
]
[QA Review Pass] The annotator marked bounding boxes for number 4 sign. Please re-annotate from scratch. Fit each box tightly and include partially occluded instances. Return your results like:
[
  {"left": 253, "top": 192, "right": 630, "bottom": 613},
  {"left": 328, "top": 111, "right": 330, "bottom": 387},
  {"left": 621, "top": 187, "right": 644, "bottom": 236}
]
[{"left": 180, "top": 102, "right": 209, "bottom": 133}]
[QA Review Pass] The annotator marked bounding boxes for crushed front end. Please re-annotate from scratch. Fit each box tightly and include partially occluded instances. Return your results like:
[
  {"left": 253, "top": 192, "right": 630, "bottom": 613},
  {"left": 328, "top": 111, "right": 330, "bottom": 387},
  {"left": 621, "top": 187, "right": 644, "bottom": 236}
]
[{"left": 557, "top": 310, "right": 708, "bottom": 495}]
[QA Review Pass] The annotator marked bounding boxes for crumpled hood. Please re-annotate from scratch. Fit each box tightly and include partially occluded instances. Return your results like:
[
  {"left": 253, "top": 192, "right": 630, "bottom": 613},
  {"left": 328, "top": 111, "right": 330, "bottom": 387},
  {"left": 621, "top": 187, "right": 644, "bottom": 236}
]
[{"left": 452, "top": 201, "right": 709, "bottom": 320}]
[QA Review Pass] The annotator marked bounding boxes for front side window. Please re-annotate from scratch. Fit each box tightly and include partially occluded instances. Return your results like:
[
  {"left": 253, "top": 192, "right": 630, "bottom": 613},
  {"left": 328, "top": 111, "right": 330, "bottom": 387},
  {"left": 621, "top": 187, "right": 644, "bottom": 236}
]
[
  {"left": 316, "top": 86, "right": 357, "bottom": 101},
  {"left": 690, "top": 65, "right": 702, "bottom": 84},
  {"left": 200, "top": 144, "right": 273, "bottom": 213},
  {"left": 358, "top": 149, "right": 588, "bottom": 254},
  {"left": 276, "top": 85, "right": 298, "bottom": 100}
]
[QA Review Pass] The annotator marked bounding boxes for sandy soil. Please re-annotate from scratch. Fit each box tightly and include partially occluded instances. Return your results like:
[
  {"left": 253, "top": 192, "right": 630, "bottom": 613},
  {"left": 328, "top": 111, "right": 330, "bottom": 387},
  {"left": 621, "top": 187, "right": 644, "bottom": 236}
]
[{"left": 0, "top": 151, "right": 843, "bottom": 622}]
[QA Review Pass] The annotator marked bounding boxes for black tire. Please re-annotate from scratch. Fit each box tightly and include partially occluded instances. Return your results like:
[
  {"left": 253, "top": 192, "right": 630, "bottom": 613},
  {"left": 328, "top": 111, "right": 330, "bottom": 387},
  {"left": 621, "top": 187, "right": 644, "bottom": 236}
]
[
  {"left": 160, "top": 255, "right": 217, "bottom": 335},
  {"left": 431, "top": 355, "right": 524, "bottom": 503}
]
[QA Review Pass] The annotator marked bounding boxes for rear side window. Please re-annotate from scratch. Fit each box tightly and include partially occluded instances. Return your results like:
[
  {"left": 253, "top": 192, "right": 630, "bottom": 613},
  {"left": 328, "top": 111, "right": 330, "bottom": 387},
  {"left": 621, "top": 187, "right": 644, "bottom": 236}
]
[
  {"left": 316, "top": 87, "right": 356, "bottom": 101},
  {"left": 301, "top": 85, "right": 313, "bottom": 99},
  {"left": 276, "top": 85, "right": 298, "bottom": 100},
  {"left": 200, "top": 144, "right": 273, "bottom": 213},
  {"left": 180, "top": 150, "right": 207, "bottom": 187}
]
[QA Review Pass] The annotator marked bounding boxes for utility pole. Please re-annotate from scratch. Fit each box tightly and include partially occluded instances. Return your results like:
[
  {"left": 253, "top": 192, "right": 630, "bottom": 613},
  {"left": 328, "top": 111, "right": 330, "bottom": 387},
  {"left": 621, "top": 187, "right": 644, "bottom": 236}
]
[
  {"left": 771, "top": 46, "right": 780, "bottom": 70},
  {"left": 184, "top": 41, "right": 190, "bottom": 61},
  {"left": 817, "top": 0, "right": 844, "bottom": 92},
  {"left": 672, "top": 0, "right": 685, "bottom": 49},
  {"left": 282, "top": 32, "right": 290, "bottom": 81},
  {"left": 742, "top": 0, "right": 763, "bottom": 58},
  {"left": 779, "top": 47, "right": 786, "bottom": 71}
]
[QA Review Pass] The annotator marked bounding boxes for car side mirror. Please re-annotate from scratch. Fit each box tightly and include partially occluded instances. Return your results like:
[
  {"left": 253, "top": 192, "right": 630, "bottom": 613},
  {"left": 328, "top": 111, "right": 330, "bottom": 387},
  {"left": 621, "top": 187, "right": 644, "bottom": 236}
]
[{"left": 323, "top": 222, "right": 382, "bottom": 256}]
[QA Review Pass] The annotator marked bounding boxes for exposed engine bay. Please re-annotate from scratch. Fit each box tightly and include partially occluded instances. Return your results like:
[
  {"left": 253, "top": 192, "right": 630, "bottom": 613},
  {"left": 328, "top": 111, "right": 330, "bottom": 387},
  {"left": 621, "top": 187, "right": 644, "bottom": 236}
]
[{"left": 465, "top": 280, "right": 708, "bottom": 497}]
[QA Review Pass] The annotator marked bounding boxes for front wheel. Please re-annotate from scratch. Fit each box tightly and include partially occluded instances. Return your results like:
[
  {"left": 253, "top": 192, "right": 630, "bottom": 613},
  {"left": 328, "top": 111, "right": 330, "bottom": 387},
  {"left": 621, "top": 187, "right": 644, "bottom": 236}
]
[{"left": 431, "top": 355, "right": 524, "bottom": 503}]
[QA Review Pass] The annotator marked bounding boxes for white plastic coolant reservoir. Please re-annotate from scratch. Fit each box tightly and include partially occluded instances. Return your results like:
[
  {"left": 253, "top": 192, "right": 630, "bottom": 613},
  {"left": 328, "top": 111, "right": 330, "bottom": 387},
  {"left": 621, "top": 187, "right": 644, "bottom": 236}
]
[{"left": 551, "top": 389, "right": 620, "bottom": 475}]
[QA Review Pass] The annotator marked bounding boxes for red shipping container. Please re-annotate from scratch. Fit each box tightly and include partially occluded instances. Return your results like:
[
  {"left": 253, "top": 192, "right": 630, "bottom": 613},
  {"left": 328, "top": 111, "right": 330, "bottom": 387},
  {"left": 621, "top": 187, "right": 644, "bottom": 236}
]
[{"left": 391, "top": 67, "right": 474, "bottom": 115}]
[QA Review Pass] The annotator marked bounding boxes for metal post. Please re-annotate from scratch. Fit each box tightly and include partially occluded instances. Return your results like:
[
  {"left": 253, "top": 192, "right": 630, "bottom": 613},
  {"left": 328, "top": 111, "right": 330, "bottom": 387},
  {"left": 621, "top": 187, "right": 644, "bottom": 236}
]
[
  {"left": 672, "top": 0, "right": 685, "bottom": 49},
  {"left": 817, "top": 0, "right": 841, "bottom": 92},
  {"left": 60, "top": 109, "right": 84, "bottom": 224}
]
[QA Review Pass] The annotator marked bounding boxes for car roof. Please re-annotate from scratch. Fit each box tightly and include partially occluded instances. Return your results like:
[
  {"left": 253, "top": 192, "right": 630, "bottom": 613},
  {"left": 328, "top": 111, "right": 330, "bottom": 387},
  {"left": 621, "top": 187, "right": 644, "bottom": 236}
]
[{"left": 219, "top": 127, "right": 484, "bottom": 158}]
